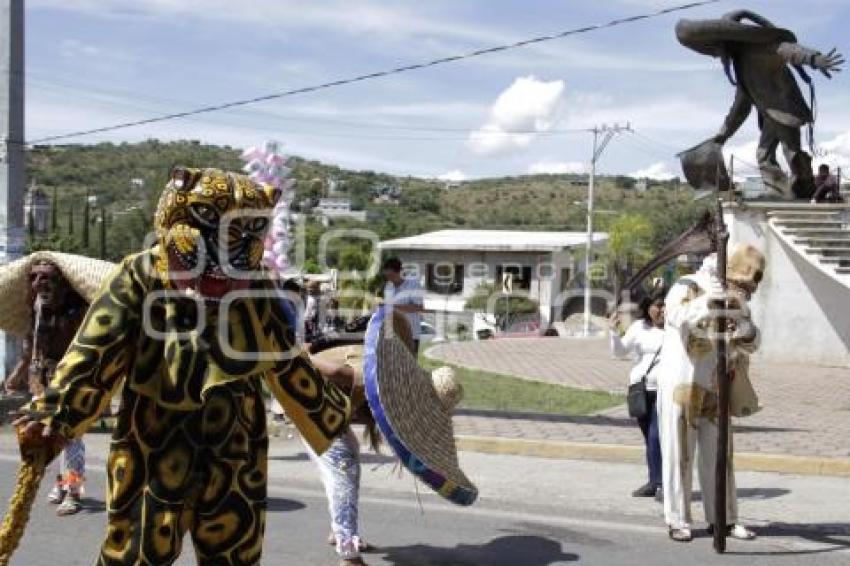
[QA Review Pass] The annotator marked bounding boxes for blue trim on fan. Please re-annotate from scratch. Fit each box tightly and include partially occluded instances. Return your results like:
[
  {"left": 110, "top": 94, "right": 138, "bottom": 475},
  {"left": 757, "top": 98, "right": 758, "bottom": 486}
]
[{"left": 364, "top": 306, "right": 477, "bottom": 506}]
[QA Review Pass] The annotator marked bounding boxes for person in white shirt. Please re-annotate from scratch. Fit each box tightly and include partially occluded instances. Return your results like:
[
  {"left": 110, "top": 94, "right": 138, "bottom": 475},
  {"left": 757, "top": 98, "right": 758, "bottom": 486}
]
[
  {"left": 381, "top": 257, "right": 424, "bottom": 353},
  {"left": 658, "top": 247, "right": 764, "bottom": 543},
  {"left": 610, "top": 289, "right": 666, "bottom": 499}
]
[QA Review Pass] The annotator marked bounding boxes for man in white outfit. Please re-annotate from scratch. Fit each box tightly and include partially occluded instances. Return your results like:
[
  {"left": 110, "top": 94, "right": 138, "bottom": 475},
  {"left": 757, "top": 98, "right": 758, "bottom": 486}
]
[{"left": 658, "top": 244, "right": 765, "bottom": 542}]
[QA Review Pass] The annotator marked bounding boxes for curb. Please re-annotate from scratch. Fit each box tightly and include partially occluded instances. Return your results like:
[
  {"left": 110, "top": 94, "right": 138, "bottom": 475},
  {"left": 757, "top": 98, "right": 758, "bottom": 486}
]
[{"left": 456, "top": 435, "right": 850, "bottom": 478}]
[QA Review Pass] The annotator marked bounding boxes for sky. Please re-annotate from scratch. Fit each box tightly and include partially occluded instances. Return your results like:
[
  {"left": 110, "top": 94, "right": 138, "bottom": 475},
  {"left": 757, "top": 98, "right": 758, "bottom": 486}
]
[{"left": 22, "top": 0, "right": 850, "bottom": 180}]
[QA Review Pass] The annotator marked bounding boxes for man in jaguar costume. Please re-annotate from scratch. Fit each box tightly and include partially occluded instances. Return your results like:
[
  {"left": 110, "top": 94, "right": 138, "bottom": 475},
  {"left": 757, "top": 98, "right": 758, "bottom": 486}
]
[{"left": 15, "top": 166, "right": 350, "bottom": 565}]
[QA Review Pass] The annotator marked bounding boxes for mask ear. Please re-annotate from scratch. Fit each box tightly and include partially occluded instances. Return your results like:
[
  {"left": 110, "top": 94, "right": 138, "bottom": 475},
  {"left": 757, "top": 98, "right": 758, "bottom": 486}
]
[
  {"left": 169, "top": 166, "right": 196, "bottom": 192},
  {"left": 260, "top": 182, "right": 280, "bottom": 206}
]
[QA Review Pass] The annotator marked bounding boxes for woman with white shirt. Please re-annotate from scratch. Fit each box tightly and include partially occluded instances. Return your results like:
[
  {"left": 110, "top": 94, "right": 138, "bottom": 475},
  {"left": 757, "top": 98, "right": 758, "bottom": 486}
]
[{"left": 610, "top": 289, "right": 666, "bottom": 499}]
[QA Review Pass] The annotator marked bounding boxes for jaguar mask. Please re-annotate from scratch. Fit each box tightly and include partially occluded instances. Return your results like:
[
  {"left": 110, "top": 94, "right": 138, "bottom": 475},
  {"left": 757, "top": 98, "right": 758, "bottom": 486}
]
[{"left": 154, "top": 166, "right": 278, "bottom": 300}]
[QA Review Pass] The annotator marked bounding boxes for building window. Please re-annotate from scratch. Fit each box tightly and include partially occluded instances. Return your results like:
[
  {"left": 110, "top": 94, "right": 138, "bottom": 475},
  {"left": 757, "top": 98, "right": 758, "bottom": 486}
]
[
  {"left": 496, "top": 264, "right": 532, "bottom": 291},
  {"left": 426, "top": 263, "right": 464, "bottom": 295}
]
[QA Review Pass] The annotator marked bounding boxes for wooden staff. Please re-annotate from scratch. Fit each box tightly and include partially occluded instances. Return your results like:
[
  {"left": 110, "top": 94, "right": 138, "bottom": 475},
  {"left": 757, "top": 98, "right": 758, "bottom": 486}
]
[{"left": 713, "top": 198, "right": 730, "bottom": 554}]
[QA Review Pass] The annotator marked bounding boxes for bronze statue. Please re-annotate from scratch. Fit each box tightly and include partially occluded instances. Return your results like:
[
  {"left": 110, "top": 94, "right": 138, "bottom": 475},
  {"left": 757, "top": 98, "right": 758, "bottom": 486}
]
[{"left": 676, "top": 10, "right": 843, "bottom": 199}]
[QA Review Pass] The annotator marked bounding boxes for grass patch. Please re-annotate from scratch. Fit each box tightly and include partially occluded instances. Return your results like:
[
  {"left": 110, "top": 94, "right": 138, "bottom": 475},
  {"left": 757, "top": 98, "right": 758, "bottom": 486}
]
[{"left": 420, "top": 353, "right": 624, "bottom": 416}]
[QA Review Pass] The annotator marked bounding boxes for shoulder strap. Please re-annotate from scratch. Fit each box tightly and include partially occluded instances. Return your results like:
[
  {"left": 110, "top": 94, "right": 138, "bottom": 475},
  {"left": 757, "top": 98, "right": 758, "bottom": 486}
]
[{"left": 641, "top": 344, "right": 663, "bottom": 384}]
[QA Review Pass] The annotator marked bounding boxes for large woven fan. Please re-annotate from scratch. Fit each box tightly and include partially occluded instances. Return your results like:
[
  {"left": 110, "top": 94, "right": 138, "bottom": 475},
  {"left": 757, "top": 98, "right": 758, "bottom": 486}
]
[
  {"left": 363, "top": 305, "right": 477, "bottom": 506},
  {"left": 0, "top": 252, "right": 117, "bottom": 337}
]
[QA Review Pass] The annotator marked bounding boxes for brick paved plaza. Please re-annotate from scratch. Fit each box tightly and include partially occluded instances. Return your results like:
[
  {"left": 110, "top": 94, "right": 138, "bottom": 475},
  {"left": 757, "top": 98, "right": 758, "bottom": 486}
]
[{"left": 429, "top": 338, "right": 850, "bottom": 459}]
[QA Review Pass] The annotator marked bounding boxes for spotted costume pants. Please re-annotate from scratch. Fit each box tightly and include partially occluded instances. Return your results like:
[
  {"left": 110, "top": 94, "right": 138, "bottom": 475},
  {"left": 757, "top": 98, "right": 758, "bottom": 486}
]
[{"left": 97, "top": 379, "right": 268, "bottom": 565}]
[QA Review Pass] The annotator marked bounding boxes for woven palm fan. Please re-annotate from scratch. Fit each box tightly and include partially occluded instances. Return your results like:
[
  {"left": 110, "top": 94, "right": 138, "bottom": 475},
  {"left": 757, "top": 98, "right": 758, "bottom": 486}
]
[
  {"left": 0, "top": 252, "right": 115, "bottom": 566},
  {"left": 364, "top": 305, "right": 478, "bottom": 506},
  {"left": 0, "top": 251, "right": 117, "bottom": 337}
]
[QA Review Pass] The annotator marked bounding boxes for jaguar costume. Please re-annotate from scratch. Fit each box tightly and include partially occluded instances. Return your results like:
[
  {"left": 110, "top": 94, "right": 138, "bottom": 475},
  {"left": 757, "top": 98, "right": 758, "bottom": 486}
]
[{"left": 17, "top": 167, "right": 351, "bottom": 565}]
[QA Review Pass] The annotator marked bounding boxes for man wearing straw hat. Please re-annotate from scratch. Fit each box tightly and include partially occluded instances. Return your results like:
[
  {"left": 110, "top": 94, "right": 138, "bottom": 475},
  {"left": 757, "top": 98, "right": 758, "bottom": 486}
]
[
  {"left": 657, "top": 245, "right": 765, "bottom": 543},
  {"left": 4, "top": 166, "right": 350, "bottom": 565},
  {"left": 0, "top": 253, "right": 114, "bottom": 517}
]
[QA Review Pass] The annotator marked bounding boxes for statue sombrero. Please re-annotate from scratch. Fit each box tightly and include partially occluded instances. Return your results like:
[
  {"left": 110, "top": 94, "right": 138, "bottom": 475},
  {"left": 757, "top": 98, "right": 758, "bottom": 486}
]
[{"left": 363, "top": 304, "right": 478, "bottom": 506}]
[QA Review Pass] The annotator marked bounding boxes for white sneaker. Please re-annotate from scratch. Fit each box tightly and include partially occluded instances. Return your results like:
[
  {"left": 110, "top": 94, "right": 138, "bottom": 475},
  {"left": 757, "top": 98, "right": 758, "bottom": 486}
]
[
  {"left": 47, "top": 483, "right": 66, "bottom": 505},
  {"left": 729, "top": 524, "right": 756, "bottom": 540}
]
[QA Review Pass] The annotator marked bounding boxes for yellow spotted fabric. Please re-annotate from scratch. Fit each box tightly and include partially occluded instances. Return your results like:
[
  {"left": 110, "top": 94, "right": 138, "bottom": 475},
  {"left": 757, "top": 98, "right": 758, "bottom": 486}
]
[
  {"left": 16, "top": 166, "right": 350, "bottom": 565},
  {"left": 29, "top": 250, "right": 349, "bottom": 453}
]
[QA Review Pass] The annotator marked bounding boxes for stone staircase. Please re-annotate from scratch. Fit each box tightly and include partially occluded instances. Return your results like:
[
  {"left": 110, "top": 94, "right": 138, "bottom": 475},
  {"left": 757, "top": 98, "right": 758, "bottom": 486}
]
[{"left": 767, "top": 205, "right": 850, "bottom": 287}]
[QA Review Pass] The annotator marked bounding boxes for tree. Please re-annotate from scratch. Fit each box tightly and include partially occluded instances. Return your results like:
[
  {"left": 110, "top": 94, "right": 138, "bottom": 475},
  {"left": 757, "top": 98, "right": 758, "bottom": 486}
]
[
  {"left": 27, "top": 209, "right": 35, "bottom": 241},
  {"left": 51, "top": 186, "right": 58, "bottom": 233},
  {"left": 82, "top": 189, "right": 91, "bottom": 249},
  {"left": 67, "top": 203, "right": 74, "bottom": 236},
  {"left": 465, "top": 282, "right": 539, "bottom": 331},
  {"left": 99, "top": 207, "right": 107, "bottom": 259},
  {"left": 603, "top": 213, "right": 655, "bottom": 294}
]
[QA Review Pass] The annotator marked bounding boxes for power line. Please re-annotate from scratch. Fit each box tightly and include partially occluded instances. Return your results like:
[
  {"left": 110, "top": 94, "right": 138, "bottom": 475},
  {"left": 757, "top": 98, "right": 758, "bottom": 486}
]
[{"left": 25, "top": 0, "right": 721, "bottom": 145}]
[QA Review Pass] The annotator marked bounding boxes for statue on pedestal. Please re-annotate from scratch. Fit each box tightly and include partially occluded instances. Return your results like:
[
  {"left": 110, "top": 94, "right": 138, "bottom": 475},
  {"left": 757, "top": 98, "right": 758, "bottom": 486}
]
[{"left": 676, "top": 10, "right": 843, "bottom": 199}]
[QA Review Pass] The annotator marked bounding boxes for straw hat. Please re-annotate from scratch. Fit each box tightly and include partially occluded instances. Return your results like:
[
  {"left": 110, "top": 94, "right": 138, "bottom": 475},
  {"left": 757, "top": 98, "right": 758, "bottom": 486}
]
[
  {"left": 0, "top": 252, "right": 117, "bottom": 337},
  {"left": 727, "top": 243, "right": 766, "bottom": 294},
  {"left": 363, "top": 305, "right": 478, "bottom": 506}
]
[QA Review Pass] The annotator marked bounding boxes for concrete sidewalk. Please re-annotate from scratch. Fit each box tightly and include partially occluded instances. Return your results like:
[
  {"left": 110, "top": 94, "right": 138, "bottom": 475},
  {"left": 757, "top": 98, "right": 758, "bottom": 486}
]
[{"left": 429, "top": 338, "right": 850, "bottom": 476}]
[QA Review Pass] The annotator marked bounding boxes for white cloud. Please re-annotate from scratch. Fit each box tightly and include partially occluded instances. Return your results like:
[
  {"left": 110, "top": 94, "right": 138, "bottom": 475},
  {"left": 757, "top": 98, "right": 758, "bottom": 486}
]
[
  {"left": 60, "top": 39, "right": 101, "bottom": 58},
  {"left": 29, "top": 0, "right": 500, "bottom": 46},
  {"left": 437, "top": 170, "right": 468, "bottom": 182},
  {"left": 818, "top": 130, "right": 850, "bottom": 169},
  {"left": 467, "top": 76, "right": 565, "bottom": 156},
  {"left": 528, "top": 161, "right": 585, "bottom": 175},
  {"left": 630, "top": 161, "right": 677, "bottom": 180}
]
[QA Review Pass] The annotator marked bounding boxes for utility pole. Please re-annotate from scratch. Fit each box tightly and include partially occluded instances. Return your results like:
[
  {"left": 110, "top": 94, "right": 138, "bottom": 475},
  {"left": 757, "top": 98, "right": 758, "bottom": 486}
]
[
  {"left": 0, "top": 0, "right": 25, "bottom": 378},
  {"left": 583, "top": 123, "right": 631, "bottom": 337}
]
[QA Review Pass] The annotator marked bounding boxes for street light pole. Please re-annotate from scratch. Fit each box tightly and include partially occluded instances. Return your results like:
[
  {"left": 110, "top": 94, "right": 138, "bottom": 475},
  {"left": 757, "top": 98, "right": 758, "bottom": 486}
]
[{"left": 583, "top": 123, "right": 631, "bottom": 337}]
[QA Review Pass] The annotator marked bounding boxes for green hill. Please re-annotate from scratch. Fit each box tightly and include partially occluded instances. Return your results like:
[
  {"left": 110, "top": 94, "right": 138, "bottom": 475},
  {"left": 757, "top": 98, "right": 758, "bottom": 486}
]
[{"left": 25, "top": 139, "right": 707, "bottom": 271}]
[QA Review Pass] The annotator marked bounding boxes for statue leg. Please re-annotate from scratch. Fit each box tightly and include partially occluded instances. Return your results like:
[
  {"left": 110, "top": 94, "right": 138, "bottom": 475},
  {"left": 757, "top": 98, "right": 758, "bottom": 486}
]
[
  {"left": 756, "top": 122, "right": 790, "bottom": 199},
  {"left": 776, "top": 126, "right": 815, "bottom": 200}
]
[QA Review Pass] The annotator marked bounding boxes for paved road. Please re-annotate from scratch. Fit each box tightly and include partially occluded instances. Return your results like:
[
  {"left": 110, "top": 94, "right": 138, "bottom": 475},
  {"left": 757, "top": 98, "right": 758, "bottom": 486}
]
[
  {"left": 1, "top": 431, "right": 849, "bottom": 565},
  {"left": 430, "top": 338, "right": 850, "bottom": 459}
]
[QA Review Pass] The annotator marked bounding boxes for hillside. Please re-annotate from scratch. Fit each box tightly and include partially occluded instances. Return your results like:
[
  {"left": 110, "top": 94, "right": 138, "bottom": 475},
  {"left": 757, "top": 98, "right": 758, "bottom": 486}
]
[{"left": 25, "top": 139, "right": 707, "bottom": 268}]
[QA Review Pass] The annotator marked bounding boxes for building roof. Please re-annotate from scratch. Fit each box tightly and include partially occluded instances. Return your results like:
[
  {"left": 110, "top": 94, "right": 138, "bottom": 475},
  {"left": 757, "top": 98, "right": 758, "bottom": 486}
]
[{"left": 379, "top": 229, "right": 607, "bottom": 253}]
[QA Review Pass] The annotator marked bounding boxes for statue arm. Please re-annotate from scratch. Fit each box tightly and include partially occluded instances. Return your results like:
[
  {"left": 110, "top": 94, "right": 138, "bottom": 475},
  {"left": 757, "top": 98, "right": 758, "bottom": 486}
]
[
  {"left": 777, "top": 42, "right": 822, "bottom": 67},
  {"left": 778, "top": 43, "right": 844, "bottom": 78},
  {"left": 715, "top": 88, "right": 752, "bottom": 144}
]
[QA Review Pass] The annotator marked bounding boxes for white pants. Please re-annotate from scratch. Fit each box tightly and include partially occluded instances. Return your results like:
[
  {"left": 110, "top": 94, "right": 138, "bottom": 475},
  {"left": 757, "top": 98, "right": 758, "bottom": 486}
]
[
  {"left": 303, "top": 429, "right": 363, "bottom": 559},
  {"left": 659, "top": 385, "right": 738, "bottom": 530}
]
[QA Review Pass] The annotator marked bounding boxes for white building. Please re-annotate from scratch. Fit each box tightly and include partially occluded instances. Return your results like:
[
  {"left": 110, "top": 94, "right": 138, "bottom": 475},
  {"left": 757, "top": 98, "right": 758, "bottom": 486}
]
[
  {"left": 313, "top": 198, "right": 368, "bottom": 222},
  {"left": 378, "top": 229, "right": 608, "bottom": 328},
  {"left": 23, "top": 183, "right": 50, "bottom": 235},
  {"left": 724, "top": 202, "right": 850, "bottom": 366}
]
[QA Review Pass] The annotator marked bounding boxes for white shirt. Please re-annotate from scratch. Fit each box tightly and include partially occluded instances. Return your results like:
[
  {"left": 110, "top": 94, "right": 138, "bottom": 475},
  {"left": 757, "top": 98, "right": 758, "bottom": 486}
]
[
  {"left": 610, "top": 320, "right": 664, "bottom": 391},
  {"left": 304, "top": 295, "right": 318, "bottom": 326},
  {"left": 656, "top": 270, "right": 760, "bottom": 393},
  {"left": 384, "top": 277, "right": 423, "bottom": 339}
]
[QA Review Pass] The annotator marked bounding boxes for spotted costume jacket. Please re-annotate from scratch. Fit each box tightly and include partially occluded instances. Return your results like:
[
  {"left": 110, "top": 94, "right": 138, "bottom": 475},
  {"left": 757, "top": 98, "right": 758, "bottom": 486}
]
[{"left": 29, "top": 248, "right": 350, "bottom": 455}]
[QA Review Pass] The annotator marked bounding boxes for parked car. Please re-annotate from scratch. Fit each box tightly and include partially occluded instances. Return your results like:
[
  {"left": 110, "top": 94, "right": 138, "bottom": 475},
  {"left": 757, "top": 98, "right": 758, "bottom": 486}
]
[{"left": 419, "top": 321, "right": 444, "bottom": 345}]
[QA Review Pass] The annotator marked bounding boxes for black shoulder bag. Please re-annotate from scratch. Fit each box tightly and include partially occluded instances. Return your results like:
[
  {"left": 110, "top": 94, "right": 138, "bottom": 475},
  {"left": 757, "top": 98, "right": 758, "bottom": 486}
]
[{"left": 627, "top": 346, "right": 662, "bottom": 419}]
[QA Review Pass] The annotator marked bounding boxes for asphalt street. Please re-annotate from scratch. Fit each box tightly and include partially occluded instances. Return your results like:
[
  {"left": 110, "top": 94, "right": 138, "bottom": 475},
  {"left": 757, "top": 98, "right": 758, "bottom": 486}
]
[{"left": 1, "top": 430, "right": 849, "bottom": 565}]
